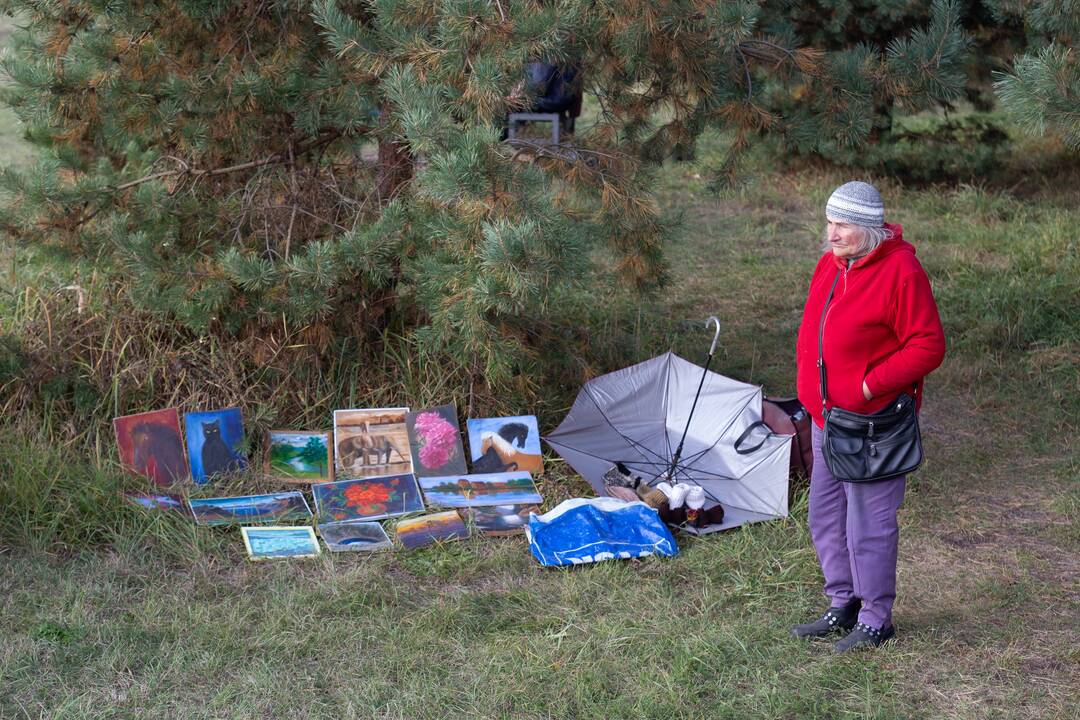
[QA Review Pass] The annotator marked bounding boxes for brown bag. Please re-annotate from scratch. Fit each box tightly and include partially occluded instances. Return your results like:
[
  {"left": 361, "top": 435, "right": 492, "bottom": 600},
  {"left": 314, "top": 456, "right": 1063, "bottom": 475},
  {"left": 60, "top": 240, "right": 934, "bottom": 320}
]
[{"left": 762, "top": 396, "right": 813, "bottom": 481}]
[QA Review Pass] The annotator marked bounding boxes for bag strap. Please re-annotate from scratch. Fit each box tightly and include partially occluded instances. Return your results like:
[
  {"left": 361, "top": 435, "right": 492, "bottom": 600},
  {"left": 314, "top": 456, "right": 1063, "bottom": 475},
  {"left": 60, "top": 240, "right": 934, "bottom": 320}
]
[
  {"left": 817, "top": 269, "right": 842, "bottom": 413},
  {"left": 734, "top": 420, "right": 773, "bottom": 455}
]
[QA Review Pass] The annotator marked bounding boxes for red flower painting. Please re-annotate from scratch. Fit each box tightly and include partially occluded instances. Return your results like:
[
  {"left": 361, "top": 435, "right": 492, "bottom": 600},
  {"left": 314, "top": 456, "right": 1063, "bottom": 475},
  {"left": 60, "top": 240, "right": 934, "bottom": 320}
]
[
  {"left": 344, "top": 480, "right": 395, "bottom": 514},
  {"left": 315, "top": 474, "right": 422, "bottom": 522}
]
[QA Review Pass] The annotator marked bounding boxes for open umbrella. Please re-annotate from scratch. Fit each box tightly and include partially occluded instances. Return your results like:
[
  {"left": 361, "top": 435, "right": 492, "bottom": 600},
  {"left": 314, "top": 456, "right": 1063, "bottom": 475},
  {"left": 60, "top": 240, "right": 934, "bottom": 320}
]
[{"left": 544, "top": 326, "right": 791, "bottom": 533}]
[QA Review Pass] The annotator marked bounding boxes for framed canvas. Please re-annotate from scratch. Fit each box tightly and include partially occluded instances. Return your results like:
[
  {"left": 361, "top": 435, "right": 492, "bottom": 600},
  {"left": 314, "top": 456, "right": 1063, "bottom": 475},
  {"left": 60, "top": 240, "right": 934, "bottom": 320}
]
[
  {"left": 189, "top": 492, "right": 312, "bottom": 526},
  {"left": 466, "top": 416, "right": 543, "bottom": 474},
  {"left": 395, "top": 511, "right": 468, "bottom": 550},
  {"left": 333, "top": 408, "right": 413, "bottom": 479},
  {"left": 405, "top": 404, "right": 468, "bottom": 478},
  {"left": 113, "top": 408, "right": 189, "bottom": 485},
  {"left": 123, "top": 491, "right": 187, "bottom": 513},
  {"left": 184, "top": 408, "right": 247, "bottom": 484},
  {"left": 460, "top": 504, "right": 540, "bottom": 536},
  {"left": 319, "top": 522, "right": 392, "bottom": 552},
  {"left": 418, "top": 472, "right": 542, "bottom": 508},
  {"left": 312, "top": 473, "right": 424, "bottom": 524},
  {"left": 241, "top": 526, "right": 320, "bottom": 560},
  {"left": 265, "top": 430, "right": 333, "bottom": 483}
]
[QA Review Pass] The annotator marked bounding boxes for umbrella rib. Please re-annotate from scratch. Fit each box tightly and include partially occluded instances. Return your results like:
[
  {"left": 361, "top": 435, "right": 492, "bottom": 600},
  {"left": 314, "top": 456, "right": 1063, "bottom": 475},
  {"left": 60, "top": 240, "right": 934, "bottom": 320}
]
[
  {"left": 580, "top": 384, "right": 671, "bottom": 467},
  {"left": 682, "top": 446, "right": 789, "bottom": 514},
  {"left": 663, "top": 353, "right": 674, "bottom": 464},
  {"left": 675, "top": 393, "right": 758, "bottom": 469},
  {"left": 542, "top": 439, "right": 673, "bottom": 472}
]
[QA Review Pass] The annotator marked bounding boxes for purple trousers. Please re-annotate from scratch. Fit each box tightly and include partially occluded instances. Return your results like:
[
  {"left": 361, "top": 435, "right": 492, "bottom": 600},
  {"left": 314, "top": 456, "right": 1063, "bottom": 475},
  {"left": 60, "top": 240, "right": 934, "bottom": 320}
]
[{"left": 808, "top": 425, "right": 906, "bottom": 630}]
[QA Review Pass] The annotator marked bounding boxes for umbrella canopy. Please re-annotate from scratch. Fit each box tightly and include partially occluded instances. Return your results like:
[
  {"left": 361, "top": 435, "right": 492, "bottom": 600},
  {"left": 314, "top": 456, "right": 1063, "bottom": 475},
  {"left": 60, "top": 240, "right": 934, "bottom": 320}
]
[{"left": 544, "top": 352, "right": 791, "bottom": 533}]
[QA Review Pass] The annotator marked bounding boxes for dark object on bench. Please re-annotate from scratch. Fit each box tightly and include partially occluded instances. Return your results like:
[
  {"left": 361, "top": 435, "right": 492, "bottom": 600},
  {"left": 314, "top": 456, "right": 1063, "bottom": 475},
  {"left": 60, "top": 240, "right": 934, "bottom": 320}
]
[{"left": 507, "top": 62, "right": 583, "bottom": 143}]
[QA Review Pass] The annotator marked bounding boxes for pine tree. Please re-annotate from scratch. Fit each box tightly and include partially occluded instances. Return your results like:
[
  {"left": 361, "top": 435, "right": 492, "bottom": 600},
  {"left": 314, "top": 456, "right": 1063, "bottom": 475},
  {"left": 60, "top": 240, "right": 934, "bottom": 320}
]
[
  {"left": 993, "top": 1, "right": 1080, "bottom": 148},
  {"left": 0, "top": 1, "right": 971, "bottom": 383}
]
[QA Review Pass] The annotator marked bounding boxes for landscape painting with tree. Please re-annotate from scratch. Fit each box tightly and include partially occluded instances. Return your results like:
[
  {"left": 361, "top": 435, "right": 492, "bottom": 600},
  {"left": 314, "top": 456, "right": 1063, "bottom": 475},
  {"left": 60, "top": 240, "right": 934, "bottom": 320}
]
[
  {"left": 418, "top": 472, "right": 542, "bottom": 508},
  {"left": 266, "top": 430, "right": 333, "bottom": 482},
  {"left": 333, "top": 408, "right": 413, "bottom": 479},
  {"left": 113, "top": 408, "right": 189, "bottom": 486},
  {"left": 406, "top": 404, "right": 467, "bottom": 478}
]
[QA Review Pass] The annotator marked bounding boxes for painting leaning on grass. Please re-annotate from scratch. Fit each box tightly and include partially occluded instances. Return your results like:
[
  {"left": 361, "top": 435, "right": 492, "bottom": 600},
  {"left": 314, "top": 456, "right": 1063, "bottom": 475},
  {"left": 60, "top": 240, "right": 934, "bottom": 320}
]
[
  {"left": 241, "top": 526, "right": 320, "bottom": 560},
  {"left": 184, "top": 408, "right": 247, "bottom": 484},
  {"left": 265, "top": 430, "right": 333, "bottom": 482}
]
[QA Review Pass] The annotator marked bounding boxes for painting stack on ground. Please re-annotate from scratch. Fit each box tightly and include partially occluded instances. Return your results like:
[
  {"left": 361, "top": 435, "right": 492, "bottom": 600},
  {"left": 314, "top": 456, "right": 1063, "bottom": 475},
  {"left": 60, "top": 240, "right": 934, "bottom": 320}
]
[{"left": 115, "top": 402, "right": 548, "bottom": 557}]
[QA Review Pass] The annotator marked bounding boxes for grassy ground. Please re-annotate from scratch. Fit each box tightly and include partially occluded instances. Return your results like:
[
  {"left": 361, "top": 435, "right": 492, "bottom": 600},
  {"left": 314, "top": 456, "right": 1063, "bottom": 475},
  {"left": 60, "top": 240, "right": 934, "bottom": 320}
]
[{"left": 1, "top": 32, "right": 1078, "bottom": 718}]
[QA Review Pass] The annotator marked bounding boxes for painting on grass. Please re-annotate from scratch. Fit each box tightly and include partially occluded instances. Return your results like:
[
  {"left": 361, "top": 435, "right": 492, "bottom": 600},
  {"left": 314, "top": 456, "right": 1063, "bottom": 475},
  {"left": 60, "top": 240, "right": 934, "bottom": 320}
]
[
  {"left": 461, "top": 504, "right": 540, "bottom": 536},
  {"left": 418, "top": 472, "right": 542, "bottom": 508},
  {"left": 405, "top": 404, "right": 467, "bottom": 478},
  {"left": 319, "top": 522, "right": 392, "bottom": 552},
  {"left": 265, "top": 430, "right": 333, "bottom": 483},
  {"left": 241, "top": 526, "right": 320, "bottom": 560},
  {"left": 123, "top": 491, "right": 187, "bottom": 513},
  {"left": 312, "top": 473, "right": 424, "bottom": 524},
  {"left": 189, "top": 492, "right": 312, "bottom": 526},
  {"left": 467, "top": 416, "right": 543, "bottom": 474},
  {"left": 395, "top": 511, "right": 468, "bottom": 550},
  {"left": 113, "top": 408, "right": 189, "bottom": 486},
  {"left": 184, "top": 408, "right": 247, "bottom": 484},
  {"left": 333, "top": 408, "right": 413, "bottom": 479}
]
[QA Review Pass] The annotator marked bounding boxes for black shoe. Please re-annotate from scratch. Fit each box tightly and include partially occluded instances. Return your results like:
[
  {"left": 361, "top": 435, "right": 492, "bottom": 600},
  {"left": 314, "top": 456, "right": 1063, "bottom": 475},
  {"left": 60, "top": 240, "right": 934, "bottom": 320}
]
[
  {"left": 790, "top": 600, "right": 861, "bottom": 639},
  {"left": 834, "top": 622, "right": 896, "bottom": 652}
]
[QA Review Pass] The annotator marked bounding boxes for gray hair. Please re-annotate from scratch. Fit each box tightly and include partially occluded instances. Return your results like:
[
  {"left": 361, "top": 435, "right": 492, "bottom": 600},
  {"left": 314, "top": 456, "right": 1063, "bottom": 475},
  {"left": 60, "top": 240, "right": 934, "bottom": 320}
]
[{"left": 821, "top": 223, "right": 894, "bottom": 257}]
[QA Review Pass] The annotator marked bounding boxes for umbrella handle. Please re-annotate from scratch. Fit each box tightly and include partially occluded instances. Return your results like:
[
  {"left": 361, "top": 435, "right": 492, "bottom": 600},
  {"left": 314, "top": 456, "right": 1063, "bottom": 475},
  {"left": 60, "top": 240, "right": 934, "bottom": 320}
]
[{"left": 707, "top": 316, "right": 720, "bottom": 356}]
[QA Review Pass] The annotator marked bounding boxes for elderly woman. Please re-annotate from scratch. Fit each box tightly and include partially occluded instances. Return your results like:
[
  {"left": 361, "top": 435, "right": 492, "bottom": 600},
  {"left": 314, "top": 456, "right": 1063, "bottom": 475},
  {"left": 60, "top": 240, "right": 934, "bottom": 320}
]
[{"left": 790, "top": 181, "right": 945, "bottom": 652}]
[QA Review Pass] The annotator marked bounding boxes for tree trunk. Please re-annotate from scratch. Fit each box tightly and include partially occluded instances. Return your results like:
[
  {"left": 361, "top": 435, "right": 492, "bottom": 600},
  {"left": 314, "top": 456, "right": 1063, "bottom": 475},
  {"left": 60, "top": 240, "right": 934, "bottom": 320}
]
[{"left": 377, "top": 138, "right": 413, "bottom": 204}]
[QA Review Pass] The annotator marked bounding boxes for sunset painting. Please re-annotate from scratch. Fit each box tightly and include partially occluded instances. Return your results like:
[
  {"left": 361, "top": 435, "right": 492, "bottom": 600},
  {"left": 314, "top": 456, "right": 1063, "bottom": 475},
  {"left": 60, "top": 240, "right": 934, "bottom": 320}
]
[{"left": 394, "top": 511, "right": 468, "bottom": 550}]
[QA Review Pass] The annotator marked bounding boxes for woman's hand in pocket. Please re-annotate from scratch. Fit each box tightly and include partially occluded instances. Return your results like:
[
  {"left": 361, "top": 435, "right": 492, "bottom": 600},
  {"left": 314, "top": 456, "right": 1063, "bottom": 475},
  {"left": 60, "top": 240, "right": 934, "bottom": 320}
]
[{"left": 862, "top": 380, "right": 873, "bottom": 401}]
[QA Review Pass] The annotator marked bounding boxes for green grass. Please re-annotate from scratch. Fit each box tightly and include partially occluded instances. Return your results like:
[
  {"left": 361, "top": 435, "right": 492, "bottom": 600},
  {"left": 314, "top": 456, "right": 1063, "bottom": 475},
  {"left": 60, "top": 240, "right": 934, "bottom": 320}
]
[{"left": 2, "top": 51, "right": 1079, "bottom": 719}]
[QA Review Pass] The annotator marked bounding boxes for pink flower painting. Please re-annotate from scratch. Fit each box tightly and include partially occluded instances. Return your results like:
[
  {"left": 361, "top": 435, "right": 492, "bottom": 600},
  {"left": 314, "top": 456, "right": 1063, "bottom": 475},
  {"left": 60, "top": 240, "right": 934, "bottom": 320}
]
[{"left": 406, "top": 405, "right": 468, "bottom": 477}]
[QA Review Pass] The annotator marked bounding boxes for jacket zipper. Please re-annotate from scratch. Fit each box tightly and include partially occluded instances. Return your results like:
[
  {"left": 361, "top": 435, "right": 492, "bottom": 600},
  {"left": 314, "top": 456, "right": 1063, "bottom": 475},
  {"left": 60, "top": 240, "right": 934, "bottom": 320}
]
[
  {"left": 820, "top": 267, "right": 847, "bottom": 410},
  {"left": 822, "top": 267, "right": 847, "bottom": 336}
]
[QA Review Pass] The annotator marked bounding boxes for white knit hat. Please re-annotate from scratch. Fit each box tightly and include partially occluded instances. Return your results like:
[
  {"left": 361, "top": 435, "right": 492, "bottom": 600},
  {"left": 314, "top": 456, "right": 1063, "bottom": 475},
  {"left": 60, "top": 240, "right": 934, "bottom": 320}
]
[{"left": 826, "top": 181, "right": 884, "bottom": 227}]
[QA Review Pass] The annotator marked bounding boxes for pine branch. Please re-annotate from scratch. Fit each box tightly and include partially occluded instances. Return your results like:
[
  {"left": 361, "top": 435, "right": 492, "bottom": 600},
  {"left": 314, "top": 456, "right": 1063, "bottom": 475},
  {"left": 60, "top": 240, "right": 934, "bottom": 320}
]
[{"left": 112, "top": 131, "right": 343, "bottom": 192}]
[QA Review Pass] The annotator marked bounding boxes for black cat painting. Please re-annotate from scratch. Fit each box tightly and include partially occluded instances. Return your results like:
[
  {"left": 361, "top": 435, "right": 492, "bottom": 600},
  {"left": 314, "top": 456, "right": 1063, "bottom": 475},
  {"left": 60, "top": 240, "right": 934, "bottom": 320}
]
[{"left": 185, "top": 409, "right": 247, "bottom": 483}]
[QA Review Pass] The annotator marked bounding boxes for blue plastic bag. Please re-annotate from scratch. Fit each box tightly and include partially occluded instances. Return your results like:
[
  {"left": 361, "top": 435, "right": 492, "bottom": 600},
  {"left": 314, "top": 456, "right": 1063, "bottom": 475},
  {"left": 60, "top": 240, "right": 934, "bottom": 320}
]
[{"left": 526, "top": 498, "right": 678, "bottom": 566}]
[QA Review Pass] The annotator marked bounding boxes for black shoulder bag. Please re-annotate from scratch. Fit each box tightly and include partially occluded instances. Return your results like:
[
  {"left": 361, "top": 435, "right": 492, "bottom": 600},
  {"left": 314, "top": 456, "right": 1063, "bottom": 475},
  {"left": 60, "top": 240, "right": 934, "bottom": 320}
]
[{"left": 818, "top": 270, "right": 923, "bottom": 483}]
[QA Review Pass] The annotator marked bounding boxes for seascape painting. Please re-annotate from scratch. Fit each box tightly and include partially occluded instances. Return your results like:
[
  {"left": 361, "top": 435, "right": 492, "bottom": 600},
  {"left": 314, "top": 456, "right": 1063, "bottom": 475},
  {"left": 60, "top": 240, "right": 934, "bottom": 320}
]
[
  {"left": 466, "top": 416, "right": 543, "bottom": 474},
  {"left": 319, "top": 522, "right": 392, "bottom": 552},
  {"left": 405, "top": 404, "right": 468, "bottom": 478},
  {"left": 189, "top": 492, "right": 312, "bottom": 526},
  {"left": 312, "top": 473, "right": 424, "bottom": 524},
  {"left": 418, "top": 472, "right": 542, "bottom": 508},
  {"left": 461, "top": 504, "right": 540, "bottom": 536},
  {"left": 113, "top": 408, "right": 189, "bottom": 486},
  {"left": 266, "top": 430, "right": 333, "bottom": 482},
  {"left": 184, "top": 408, "right": 247, "bottom": 484},
  {"left": 123, "top": 491, "right": 187, "bottom": 513},
  {"left": 241, "top": 526, "right": 320, "bottom": 560},
  {"left": 395, "top": 511, "right": 469, "bottom": 550},
  {"left": 333, "top": 408, "right": 413, "bottom": 479}
]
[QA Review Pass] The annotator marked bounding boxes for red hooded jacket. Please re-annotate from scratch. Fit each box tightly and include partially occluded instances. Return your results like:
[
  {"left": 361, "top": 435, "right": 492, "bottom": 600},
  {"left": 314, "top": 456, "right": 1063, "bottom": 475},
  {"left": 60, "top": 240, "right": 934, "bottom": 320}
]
[{"left": 796, "top": 224, "right": 946, "bottom": 428}]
